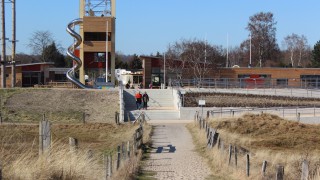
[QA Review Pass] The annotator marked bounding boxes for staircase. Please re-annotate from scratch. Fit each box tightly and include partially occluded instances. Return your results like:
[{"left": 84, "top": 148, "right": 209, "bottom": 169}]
[{"left": 123, "top": 89, "right": 180, "bottom": 121}]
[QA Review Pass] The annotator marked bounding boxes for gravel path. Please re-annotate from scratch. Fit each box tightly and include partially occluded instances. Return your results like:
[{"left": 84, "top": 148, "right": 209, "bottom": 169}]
[{"left": 143, "top": 123, "right": 212, "bottom": 180}]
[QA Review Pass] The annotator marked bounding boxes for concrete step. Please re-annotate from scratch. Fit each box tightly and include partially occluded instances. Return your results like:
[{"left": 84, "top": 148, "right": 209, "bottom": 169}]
[
  {"left": 124, "top": 89, "right": 174, "bottom": 109},
  {"left": 125, "top": 110, "right": 180, "bottom": 121}
]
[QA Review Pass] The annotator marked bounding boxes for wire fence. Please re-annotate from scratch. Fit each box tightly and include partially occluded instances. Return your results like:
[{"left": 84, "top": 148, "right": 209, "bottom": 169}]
[
  {"left": 203, "top": 107, "right": 320, "bottom": 123},
  {"left": 194, "top": 112, "right": 315, "bottom": 180},
  {"left": 170, "top": 78, "right": 320, "bottom": 90}
]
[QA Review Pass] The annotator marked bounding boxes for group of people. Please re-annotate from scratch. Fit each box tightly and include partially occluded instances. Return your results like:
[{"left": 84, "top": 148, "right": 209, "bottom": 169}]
[
  {"left": 125, "top": 82, "right": 153, "bottom": 89},
  {"left": 135, "top": 91, "right": 149, "bottom": 110}
]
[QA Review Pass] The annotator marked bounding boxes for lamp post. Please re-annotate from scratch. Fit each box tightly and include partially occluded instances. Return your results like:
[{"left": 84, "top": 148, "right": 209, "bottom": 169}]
[{"left": 163, "top": 53, "right": 166, "bottom": 89}]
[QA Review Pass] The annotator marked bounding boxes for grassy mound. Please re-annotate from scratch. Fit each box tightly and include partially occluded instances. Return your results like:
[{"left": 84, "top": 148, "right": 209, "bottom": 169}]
[
  {"left": 210, "top": 113, "right": 320, "bottom": 151},
  {"left": 0, "top": 88, "right": 119, "bottom": 123}
]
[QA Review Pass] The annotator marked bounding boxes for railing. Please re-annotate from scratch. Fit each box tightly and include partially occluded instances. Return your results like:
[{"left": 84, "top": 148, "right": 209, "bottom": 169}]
[
  {"left": 194, "top": 112, "right": 311, "bottom": 179},
  {"left": 204, "top": 107, "right": 320, "bottom": 123},
  {"left": 132, "top": 111, "right": 147, "bottom": 124},
  {"left": 170, "top": 78, "right": 320, "bottom": 89},
  {"left": 119, "top": 81, "right": 124, "bottom": 123},
  {"left": 48, "top": 82, "right": 76, "bottom": 88}
]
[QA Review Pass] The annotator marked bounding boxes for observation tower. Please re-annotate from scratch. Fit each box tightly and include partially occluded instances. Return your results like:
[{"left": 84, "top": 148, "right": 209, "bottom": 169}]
[{"left": 78, "top": 0, "right": 116, "bottom": 86}]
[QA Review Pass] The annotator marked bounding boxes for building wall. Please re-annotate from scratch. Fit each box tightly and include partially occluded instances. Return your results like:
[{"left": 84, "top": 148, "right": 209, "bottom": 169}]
[
  {"left": 80, "top": 16, "right": 116, "bottom": 84},
  {"left": 0, "top": 66, "right": 22, "bottom": 87},
  {"left": 143, "top": 58, "right": 152, "bottom": 88},
  {"left": 218, "top": 68, "right": 320, "bottom": 79},
  {"left": 141, "top": 56, "right": 320, "bottom": 87}
]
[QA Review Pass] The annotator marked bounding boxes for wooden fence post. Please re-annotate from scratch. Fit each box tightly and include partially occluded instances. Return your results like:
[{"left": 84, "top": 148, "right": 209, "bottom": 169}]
[
  {"left": 228, "top": 145, "right": 232, "bottom": 165},
  {"left": 276, "top": 165, "right": 284, "bottom": 180},
  {"left": 211, "top": 132, "right": 219, "bottom": 148},
  {"left": 104, "top": 154, "right": 112, "bottom": 180},
  {"left": 220, "top": 140, "right": 224, "bottom": 153},
  {"left": 261, "top": 160, "right": 267, "bottom": 177},
  {"left": 0, "top": 160, "right": 2, "bottom": 180},
  {"left": 117, "top": 146, "right": 121, "bottom": 170},
  {"left": 39, "top": 120, "right": 51, "bottom": 155},
  {"left": 39, "top": 121, "right": 43, "bottom": 155},
  {"left": 234, "top": 146, "right": 238, "bottom": 167},
  {"left": 207, "top": 111, "right": 209, "bottom": 119},
  {"left": 206, "top": 125, "right": 210, "bottom": 139},
  {"left": 246, "top": 154, "right": 250, "bottom": 177},
  {"left": 69, "top": 137, "right": 78, "bottom": 152},
  {"left": 301, "top": 159, "right": 308, "bottom": 180},
  {"left": 87, "top": 149, "right": 93, "bottom": 160},
  {"left": 122, "top": 142, "right": 126, "bottom": 160},
  {"left": 133, "top": 134, "right": 137, "bottom": 155},
  {"left": 127, "top": 141, "right": 130, "bottom": 158},
  {"left": 207, "top": 131, "right": 212, "bottom": 148}
]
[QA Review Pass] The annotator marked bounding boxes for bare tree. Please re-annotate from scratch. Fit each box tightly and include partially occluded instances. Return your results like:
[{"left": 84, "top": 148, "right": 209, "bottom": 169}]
[
  {"left": 27, "top": 30, "right": 61, "bottom": 62},
  {"left": 166, "top": 41, "right": 189, "bottom": 80},
  {"left": 242, "top": 12, "right": 279, "bottom": 67},
  {"left": 166, "top": 39, "right": 225, "bottom": 84},
  {"left": 282, "top": 33, "right": 310, "bottom": 67},
  {"left": 296, "top": 35, "right": 309, "bottom": 67},
  {"left": 228, "top": 46, "right": 244, "bottom": 67}
]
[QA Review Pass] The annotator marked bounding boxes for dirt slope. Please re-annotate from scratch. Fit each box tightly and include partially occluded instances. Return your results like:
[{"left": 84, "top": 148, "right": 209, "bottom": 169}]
[{"left": 1, "top": 88, "right": 119, "bottom": 123}]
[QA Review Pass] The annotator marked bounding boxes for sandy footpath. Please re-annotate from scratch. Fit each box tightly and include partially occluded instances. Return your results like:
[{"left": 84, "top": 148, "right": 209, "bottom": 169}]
[{"left": 143, "top": 123, "right": 212, "bottom": 180}]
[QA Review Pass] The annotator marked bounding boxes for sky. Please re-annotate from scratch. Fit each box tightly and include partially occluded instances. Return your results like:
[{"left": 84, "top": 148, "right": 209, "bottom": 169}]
[{"left": 3, "top": 0, "right": 320, "bottom": 56}]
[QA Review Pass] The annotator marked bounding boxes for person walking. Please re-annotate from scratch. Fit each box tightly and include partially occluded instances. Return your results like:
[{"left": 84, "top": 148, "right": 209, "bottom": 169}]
[
  {"left": 135, "top": 91, "right": 142, "bottom": 110},
  {"left": 142, "top": 91, "right": 149, "bottom": 110}
]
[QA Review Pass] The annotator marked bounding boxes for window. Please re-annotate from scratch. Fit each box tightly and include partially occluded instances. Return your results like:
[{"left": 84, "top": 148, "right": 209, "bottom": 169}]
[
  {"left": 133, "top": 75, "right": 142, "bottom": 84},
  {"left": 94, "top": 52, "right": 106, "bottom": 62},
  {"left": 84, "top": 32, "right": 111, "bottom": 41},
  {"left": 54, "top": 74, "right": 67, "bottom": 82},
  {"left": 301, "top": 75, "right": 320, "bottom": 88},
  {"left": 276, "top": 79, "right": 288, "bottom": 87}
]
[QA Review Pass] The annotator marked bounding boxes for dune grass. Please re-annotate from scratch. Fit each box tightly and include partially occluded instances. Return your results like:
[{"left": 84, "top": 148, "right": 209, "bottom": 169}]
[
  {"left": 187, "top": 113, "right": 320, "bottom": 179},
  {"left": 0, "top": 121, "right": 151, "bottom": 179}
]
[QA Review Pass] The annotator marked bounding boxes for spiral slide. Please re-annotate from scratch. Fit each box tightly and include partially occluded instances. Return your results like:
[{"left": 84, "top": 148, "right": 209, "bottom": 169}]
[{"left": 66, "top": 18, "right": 89, "bottom": 89}]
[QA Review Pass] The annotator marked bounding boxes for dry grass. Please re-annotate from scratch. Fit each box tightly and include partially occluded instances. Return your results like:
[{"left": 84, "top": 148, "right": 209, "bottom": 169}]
[
  {"left": 185, "top": 92, "right": 320, "bottom": 107},
  {"left": 187, "top": 113, "right": 320, "bottom": 179},
  {"left": 0, "top": 122, "right": 151, "bottom": 180},
  {"left": 4, "top": 142, "right": 103, "bottom": 179},
  {"left": 209, "top": 113, "right": 320, "bottom": 152},
  {"left": 0, "top": 88, "right": 153, "bottom": 179},
  {"left": 0, "top": 88, "right": 119, "bottom": 123}
]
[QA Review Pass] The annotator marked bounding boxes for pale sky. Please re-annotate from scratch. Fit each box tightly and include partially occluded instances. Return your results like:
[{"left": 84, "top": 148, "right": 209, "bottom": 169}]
[{"left": 3, "top": 0, "right": 320, "bottom": 55}]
